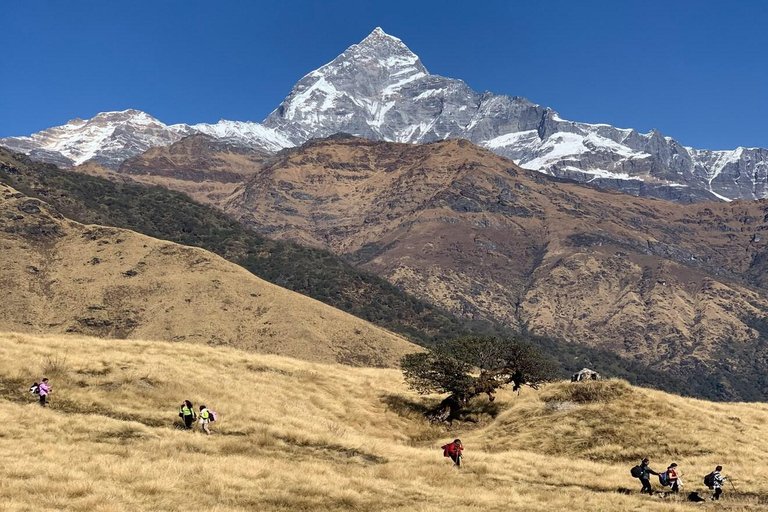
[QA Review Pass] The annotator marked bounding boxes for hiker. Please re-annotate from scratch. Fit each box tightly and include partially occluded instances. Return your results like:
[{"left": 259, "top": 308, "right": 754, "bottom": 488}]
[
  {"left": 178, "top": 400, "right": 197, "bottom": 430},
  {"left": 38, "top": 378, "right": 51, "bottom": 407},
  {"left": 666, "top": 463, "right": 682, "bottom": 493},
  {"left": 199, "top": 405, "right": 212, "bottom": 435},
  {"left": 441, "top": 439, "right": 463, "bottom": 467},
  {"left": 705, "top": 465, "right": 727, "bottom": 501},
  {"left": 632, "top": 458, "right": 659, "bottom": 495}
]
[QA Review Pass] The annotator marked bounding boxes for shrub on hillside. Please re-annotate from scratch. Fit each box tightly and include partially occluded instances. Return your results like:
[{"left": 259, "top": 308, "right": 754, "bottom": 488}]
[{"left": 401, "top": 336, "right": 556, "bottom": 423}]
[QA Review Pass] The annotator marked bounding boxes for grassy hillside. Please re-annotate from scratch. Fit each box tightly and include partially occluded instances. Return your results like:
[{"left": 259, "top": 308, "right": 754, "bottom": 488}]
[
  {"left": 0, "top": 182, "right": 415, "bottom": 366},
  {"left": 2, "top": 331, "right": 768, "bottom": 511}
]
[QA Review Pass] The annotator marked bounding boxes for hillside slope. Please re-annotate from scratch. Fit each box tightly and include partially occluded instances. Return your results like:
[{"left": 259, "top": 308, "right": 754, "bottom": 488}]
[
  {"left": 0, "top": 147, "right": 502, "bottom": 347},
  {"left": 0, "top": 183, "right": 415, "bottom": 366},
  {"left": 223, "top": 136, "right": 768, "bottom": 400},
  {"left": 2, "top": 331, "right": 768, "bottom": 511}
]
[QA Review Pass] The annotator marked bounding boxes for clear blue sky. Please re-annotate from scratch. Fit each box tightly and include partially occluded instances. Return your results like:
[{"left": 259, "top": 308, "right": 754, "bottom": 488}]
[{"left": 2, "top": 0, "right": 766, "bottom": 149}]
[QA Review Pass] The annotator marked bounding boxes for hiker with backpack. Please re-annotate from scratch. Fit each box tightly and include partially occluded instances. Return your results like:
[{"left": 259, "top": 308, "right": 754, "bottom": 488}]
[
  {"left": 704, "top": 466, "right": 727, "bottom": 501},
  {"left": 441, "top": 439, "right": 463, "bottom": 467},
  {"left": 665, "top": 463, "right": 682, "bottom": 494},
  {"left": 36, "top": 378, "right": 52, "bottom": 407},
  {"left": 198, "top": 405, "right": 216, "bottom": 434},
  {"left": 631, "top": 458, "right": 659, "bottom": 495},
  {"left": 178, "top": 400, "right": 197, "bottom": 430}
]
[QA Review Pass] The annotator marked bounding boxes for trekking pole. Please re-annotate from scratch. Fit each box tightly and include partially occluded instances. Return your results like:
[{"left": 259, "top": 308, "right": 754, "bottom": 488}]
[{"left": 729, "top": 479, "right": 737, "bottom": 493}]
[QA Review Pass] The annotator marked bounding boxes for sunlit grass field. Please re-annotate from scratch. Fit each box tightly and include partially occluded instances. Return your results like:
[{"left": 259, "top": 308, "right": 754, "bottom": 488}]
[{"left": 2, "top": 331, "right": 768, "bottom": 511}]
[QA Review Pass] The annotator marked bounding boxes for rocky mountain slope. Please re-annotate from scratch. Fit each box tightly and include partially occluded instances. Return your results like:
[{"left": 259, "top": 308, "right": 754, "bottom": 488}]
[
  {"left": 3, "top": 28, "right": 766, "bottom": 201},
  {"left": 3, "top": 333, "right": 768, "bottom": 511},
  {"left": 0, "top": 182, "right": 416, "bottom": 366},
  {"left": 221, "top": 136, "right": 768, "bottom": 399}
]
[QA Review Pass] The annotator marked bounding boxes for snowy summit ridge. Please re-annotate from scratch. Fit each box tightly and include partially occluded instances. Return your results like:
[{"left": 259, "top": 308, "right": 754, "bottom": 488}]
[{"left": 2, "top": 28, "right": 767, "bottom": 201}]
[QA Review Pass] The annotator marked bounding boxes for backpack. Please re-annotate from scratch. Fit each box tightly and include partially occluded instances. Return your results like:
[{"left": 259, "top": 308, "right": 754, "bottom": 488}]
[
  {"left": 30, "top": 383, "right": 40, "bottom": 395},
  {"left": 704, "top": 472, "right": 715, "bottom": 489},
  {"left": 208, "top": 410, "right": 217, "bottom": 422},
  {"left": 658, "top": 472, "right": 669, "bottom": 487},
  {"left": 630, "top": 465, "right": 644, "bottom": 478}
]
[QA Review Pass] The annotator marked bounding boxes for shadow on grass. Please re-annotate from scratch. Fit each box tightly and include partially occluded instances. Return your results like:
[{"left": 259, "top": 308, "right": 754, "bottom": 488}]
[
  {"left": 381, "top": 393, "right": 505, "bottom": 423},
  {"left": 275, "top": 434, "right": 387, "bottom": 465},
  {"left": 380, "top": 394, "right": 439, "bottom": 418}
]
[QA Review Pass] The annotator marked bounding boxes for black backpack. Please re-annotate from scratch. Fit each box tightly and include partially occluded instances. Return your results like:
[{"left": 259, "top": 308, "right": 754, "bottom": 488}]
[
  {"left": 704, "top": 472, "right": 716, "bottom": 489},
  {"left": 30, "top": 383, "right": 40, "bottom": 395},
  {"left": 630, "top": 465, "right": 644, "bottom": 478}
]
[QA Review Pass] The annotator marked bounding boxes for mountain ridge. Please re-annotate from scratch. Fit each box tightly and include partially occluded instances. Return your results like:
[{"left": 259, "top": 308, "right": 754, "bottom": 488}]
[{"left": 2, "top": 28, "right": 766, "bottom": 201}]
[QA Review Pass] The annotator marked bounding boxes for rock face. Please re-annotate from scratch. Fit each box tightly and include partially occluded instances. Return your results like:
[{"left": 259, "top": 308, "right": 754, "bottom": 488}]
[{"left": 3, "top": 28, "right": 767, "bottom": 200}]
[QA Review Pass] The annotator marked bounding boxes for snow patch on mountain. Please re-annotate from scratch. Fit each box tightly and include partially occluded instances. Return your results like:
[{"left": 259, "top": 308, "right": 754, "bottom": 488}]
[
  {"left": 1, "top": 111, "right": 294, "bottom": 169},
  {"left": 189, "top": 120, "right": 293, "bottom": 152}
]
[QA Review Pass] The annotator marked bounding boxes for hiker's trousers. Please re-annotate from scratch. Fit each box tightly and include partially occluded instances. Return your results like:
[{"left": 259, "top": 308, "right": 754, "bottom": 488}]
[
  {"left": 713, "top": 488, "right": 722, "bottom": 500},
  {"left": 640, "top": 478, "right": 652, "bottom": 494}
]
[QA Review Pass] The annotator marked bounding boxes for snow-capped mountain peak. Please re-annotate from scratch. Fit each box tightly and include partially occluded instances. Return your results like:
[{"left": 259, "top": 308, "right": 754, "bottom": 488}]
[
  {"left": 2, "top": 29, "right": 767, "bottom": 201},
  {"left": 263, "top": 27, "right": 431, "bottom": 142},
  {"left": 0, "top": 109, "right": 186, "bottom": 168},
  {"left": 0, "top": 110, "right": 294, "bottom": 169}
]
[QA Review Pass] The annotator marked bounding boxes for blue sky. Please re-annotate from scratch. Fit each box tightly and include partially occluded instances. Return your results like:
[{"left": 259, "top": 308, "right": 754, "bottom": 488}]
[{"left": 2, "top": 0, "right": 766, "bottom": 149}]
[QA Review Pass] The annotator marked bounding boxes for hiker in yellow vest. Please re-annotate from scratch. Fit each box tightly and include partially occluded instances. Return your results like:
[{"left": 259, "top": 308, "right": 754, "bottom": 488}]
[
  {"left": 199, "top": 405, "right": 211, "bottom": 435},
  {"left": 178, "top": 400, "right": 196, "bottom": 429}
]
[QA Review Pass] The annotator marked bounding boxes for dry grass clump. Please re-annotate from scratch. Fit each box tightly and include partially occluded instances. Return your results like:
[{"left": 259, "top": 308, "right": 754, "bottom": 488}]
[
  {"left": 541, "top": 379, "right": 630, "bottom": 403},
  {"left": 41, "top": 354, "right": 70, "bottom": 377},
  {"left": 2, "top": 331, "right": 768, "bottom": 511}
]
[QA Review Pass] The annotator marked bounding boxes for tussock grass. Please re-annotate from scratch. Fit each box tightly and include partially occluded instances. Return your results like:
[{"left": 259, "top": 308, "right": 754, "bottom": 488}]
[
  {"left": 2, "top": 331, "right": 768, "bottom": 511},
  {"left": 541, "top": 379, "right": 630, "bottom": 403}
]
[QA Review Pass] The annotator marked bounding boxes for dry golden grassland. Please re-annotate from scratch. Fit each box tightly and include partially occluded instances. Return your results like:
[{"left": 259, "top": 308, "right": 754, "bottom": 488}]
[
  {"left": 2, "top": 331, "right": 768, "bottom": 511},
  {"left": 0, "top": 182, "right": 415, "bottom": 367}
]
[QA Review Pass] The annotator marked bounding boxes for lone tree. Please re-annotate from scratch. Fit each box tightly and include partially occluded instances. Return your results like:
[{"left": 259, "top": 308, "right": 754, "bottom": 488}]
[{"left": 401, "top": 336, "right": 556, "bottom": 422}]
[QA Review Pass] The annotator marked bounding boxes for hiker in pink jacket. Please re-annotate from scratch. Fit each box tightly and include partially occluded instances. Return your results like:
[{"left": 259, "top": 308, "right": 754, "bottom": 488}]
[{"left": 38, "top": 378, "right": 51, "bottom": 407}]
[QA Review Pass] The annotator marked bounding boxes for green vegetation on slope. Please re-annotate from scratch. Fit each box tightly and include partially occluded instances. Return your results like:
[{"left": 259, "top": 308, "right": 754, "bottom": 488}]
[{"left": 0, "top": 148, "right": 739, "bottom": 400}]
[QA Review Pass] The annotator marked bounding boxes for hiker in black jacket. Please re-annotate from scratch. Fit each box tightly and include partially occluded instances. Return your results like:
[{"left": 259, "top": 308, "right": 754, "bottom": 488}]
[{"left": 637, "top": 458, "right": 659, "bottom": 495}]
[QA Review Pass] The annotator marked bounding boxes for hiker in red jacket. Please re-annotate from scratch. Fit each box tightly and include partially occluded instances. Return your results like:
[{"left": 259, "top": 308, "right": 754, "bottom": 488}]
[
  {"left": 441, "top": 439, "right": 463, "bottom": 467},
  {"left": 666, "top": 463, "right": 682, "bottom": 494}
]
